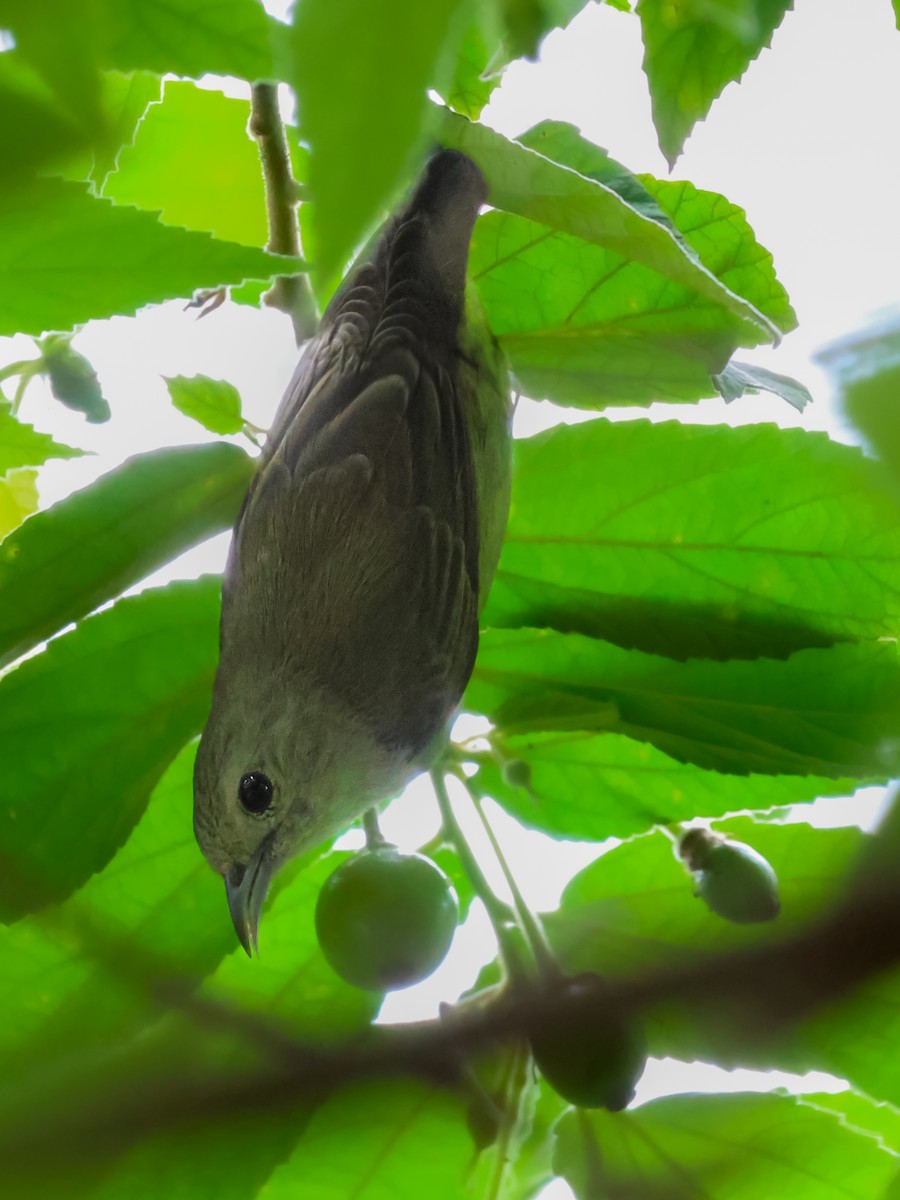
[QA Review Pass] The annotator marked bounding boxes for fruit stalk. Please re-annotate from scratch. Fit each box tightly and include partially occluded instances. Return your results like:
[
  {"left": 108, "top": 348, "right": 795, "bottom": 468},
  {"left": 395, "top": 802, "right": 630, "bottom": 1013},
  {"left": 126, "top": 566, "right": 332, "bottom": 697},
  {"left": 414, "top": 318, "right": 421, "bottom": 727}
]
[{"left": 431, "top": 770, "right": 531, "bottom": 981}]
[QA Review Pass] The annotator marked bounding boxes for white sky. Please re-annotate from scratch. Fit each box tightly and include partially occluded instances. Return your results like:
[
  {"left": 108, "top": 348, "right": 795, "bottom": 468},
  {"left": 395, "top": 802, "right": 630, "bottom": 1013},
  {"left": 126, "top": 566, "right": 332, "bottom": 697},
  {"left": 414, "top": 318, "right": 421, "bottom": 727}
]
[{"left": 4, "top": 0, "right": 899, "bottom": 1161}]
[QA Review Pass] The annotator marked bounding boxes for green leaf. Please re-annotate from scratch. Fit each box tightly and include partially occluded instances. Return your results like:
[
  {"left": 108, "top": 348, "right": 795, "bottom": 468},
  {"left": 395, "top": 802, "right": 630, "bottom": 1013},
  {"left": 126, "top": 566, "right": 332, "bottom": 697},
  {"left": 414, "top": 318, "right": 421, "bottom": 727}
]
[
  {"left": 0, "top": 1008, "right": 310, "bottom": 1198},
  {"left": 503, "top": 0, "right": 598, "bottom": 59},
  {"left": 714, "top": 359, "right": 812, "bottom": 411},
  {"left": 0, "top": 177, "right": 302, "bottom": 337},
  {"left": 288, "top": 0, "right": 467, "bottom": 282},
  {"left": 0, "top": 809, "right": 376, "bottom": 1200},
  {"left": 44, "top": 67, "right": 163, "bottom": 191},
  {"left": 548, "top": 819, "right": 900, "bottom": 1107},
  {"left": 467, "top": 630, "right": 900, "bottom": 777},
  {"left": 200, "top": 855, "right": 380, "bottom": 1038},
  {"left": 518, "top": 120, "right": 795, "bottom": 333},
  {"left": 517, "top": 118, "right": 683, "bottom": 231},
  {"left": 471, "top": 207, "right": 747, "bottom": 406},
  {"left": 638, "top": 174, "right": 795, "bottom": 333},
  {"left": 445, "top": 10, "right": 505, "bottom": 119},
  {"left": 0, "top": 441, "right": 252, "bottom": 670},
  {"left": 79, "top": 853, "right": 380, "bottom": 1200},
  {"left": 89, "top": 1103, "right": 315, "bottom": 1200},
  {"left": 0, "top": 742, "right": 229, "bottom": 1083},
  {"left": 817, "top": 310, "right": 900, "bottom": 391},
  {"left": 483, "top": 420, "right": 900, "bottom": 659},
  {"left": 0, "top": 0, "right": 106, "bottom": 154},
  {"left": 475, "top": 731, "right": 861, "bottom": 842},
  {"left": 0, "top": 469, "right": 38, "bottom": 537},
  {"left": 465, "top": 120, "right": 793, "bottom": 406},
  {"left": 0, "top": 50, "right": 93, "bottom": 188},
  {"left": 103, "top": 80, "right": 269, "bottom": 247},
  {"left": 555, "top": 1091, "right": 897, "bottom": 1200},
  {"left": 100, "top": 0, "right": 279, "bottom": 82},
  {"left": 78, "top": 739, "right": 220, "bottom": 969},
  {"left": 798, "top": 962, "right": 900, "bottom": 1113},
  {"left": 799, "top": 1091, "right": 900, "bottom": 1156},
  {"left": 551, "top": 816, "right": 755, "bottom": 973},
  {"left": 440, "top": 109, "right": 781, "bottom": 342},
  {"left": 485, "top": 1077, "right": 565, "bottom": 1200},
  {"left": 817, "top": 311, "right": 900, "bottom": 486},
  {"left": 164, "top": 375, "right": 245, "bottom": 436},
  {"left": 9, "top": 948, "right": 424, "bottom": 1196},
  {"left": 0, "top": 403, "right": 84, "bottom": 474},
  {"left": 262, "top": 1080, "right": 471, "bottom": 1199},
  {"left": 445, "top": 1, "right": 605, "bottom": 120},
  {"left": 0, "top": 744, "right": 363, "bottom": 1078},
  {"left": 554, "top": 819, "right": 861, "bottom": 977},
  {"left": 637, "top": 0, "right": 794, "bottom": 165},
  {"left": 89, "top": 70, "right": 163, "bottom": 191},
  {"left": 0, "top": 578, "right": 221, "bottom": 921}
]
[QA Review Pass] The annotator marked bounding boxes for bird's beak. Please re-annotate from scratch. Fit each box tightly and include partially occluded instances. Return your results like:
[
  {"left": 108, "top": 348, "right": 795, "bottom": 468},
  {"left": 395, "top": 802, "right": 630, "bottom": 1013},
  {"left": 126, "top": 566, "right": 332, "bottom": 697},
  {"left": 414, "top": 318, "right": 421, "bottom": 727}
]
[{"left": 225, "top": 833, "right": 276, "bottom": 956}]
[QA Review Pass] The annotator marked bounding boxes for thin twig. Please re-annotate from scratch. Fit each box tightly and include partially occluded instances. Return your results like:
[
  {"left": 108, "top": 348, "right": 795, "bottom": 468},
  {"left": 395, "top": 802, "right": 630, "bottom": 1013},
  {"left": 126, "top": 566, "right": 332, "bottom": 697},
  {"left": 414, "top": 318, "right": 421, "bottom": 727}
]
[
  {"left": 4, "top": 871, "right": 900, "bottom": 1179},
  {"left": 431, "top": 769, "right": 532, "bottom": 980},
  {"left": 0, "top": 358, "right": 36, "bottom": 385},
  {"left": 460, "top": 771, "right": 560, "bottom": 979},
  {"left": 248, "top": 82, "right": 318, "bottom": 343}
]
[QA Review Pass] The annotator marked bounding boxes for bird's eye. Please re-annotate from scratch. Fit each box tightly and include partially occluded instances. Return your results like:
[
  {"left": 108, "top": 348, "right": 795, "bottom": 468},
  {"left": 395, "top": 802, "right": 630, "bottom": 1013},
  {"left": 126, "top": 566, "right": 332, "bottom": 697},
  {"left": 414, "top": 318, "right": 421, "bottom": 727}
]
[{"left": 238, "top": 771, "right": 274, "bottom": 814}]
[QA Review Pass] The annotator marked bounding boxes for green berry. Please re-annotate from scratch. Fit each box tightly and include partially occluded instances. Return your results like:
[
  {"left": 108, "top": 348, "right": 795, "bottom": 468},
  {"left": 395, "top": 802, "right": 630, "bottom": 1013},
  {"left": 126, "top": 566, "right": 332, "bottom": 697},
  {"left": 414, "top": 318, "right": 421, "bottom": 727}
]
[
  {"left": 315, "top": 847, "right": 459, "bottom": 991},
  {"left": 694, "top": 841, "right": 781, "bottom": 924},
  {"left": 529, "top": 973, "right": 647, "bottom": 1110},
  {"left": 39, "top": 335, "right": 110, "bottom": 424}
]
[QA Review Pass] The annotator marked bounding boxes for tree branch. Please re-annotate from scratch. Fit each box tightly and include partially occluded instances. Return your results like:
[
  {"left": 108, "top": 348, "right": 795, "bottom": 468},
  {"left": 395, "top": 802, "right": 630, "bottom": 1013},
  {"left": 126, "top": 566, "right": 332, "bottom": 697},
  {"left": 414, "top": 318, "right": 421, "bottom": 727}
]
[
  {"left": 248, "top": 82, "right": 318, "bottom": 343},
  {"left": 5, "top": 866, "right": 900, "bottom": 1182}
]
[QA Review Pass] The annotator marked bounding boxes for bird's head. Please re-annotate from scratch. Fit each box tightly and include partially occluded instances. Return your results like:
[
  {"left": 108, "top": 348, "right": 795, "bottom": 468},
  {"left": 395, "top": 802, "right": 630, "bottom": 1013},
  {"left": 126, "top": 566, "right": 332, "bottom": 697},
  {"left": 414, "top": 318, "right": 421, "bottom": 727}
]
[{"left": 192, "top": 671, "right": 399, "bottom": 955}]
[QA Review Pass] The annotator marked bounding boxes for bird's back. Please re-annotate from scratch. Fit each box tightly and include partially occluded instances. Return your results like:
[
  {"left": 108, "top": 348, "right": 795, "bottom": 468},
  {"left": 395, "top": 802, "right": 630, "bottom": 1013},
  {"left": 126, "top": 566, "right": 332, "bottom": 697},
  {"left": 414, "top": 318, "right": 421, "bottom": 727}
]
[{"left": 218, "top": 150, "right": 506, "bottom": 762}]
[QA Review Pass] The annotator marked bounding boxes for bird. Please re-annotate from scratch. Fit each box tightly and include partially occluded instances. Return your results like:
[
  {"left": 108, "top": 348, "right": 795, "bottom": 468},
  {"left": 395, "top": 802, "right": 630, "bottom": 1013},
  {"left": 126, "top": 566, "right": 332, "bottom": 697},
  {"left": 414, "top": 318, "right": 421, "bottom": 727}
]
[{"left": 193, "top": 149, "right": 511, "bottom": 955}]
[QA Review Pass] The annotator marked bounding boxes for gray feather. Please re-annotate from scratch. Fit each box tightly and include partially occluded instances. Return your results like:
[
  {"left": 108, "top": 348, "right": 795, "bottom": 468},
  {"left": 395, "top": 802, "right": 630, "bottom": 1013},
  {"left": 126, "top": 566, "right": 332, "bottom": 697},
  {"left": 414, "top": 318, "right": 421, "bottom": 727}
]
[{"left": 220, "top": 150, "right": 486, "bottom": 757}]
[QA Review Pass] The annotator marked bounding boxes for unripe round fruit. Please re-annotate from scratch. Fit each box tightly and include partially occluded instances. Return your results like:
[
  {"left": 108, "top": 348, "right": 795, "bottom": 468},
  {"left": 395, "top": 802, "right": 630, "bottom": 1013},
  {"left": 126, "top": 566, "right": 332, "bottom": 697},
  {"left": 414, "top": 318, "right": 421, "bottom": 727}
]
[
  {"left": 695, "top": 842, "right": 781, "bottom": 924},
  {"left": 529, "top": 973, "right": 647, "bottom": 1110},
  {"left": 315, "top": 846, "right": 459, "bottom": 991},
  {"left": 679, "top": 830, "right": 780, "bottom": 925},
  {"left": 41, "top": 335, "right": 110, "bottom": 423}
]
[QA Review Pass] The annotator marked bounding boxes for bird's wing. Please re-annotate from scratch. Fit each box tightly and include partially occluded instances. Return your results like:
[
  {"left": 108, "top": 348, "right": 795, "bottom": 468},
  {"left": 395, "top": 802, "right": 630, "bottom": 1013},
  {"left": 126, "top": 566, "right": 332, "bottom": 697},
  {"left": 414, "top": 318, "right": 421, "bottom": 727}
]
[
  {"left": 222, "top": 151, "right": 490, "bottom": 756},
  {"left": 223, "top": 337, "right": 479, "bottom": 757}
]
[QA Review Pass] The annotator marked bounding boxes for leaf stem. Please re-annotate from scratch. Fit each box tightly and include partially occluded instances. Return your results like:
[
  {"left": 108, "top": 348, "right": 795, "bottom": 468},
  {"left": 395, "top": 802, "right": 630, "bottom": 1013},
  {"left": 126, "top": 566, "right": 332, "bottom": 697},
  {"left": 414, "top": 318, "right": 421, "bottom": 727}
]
[
  {"left": 0, "top": 359, "right": 40, "bottom": 413},
  {"left": 0, "top": 359, "right": 37, "bottom": 386},
  {"left": 248, "top": 82, "right": 318, "bottom": 343},
  {"left": 485, "top": 1039, "right": 533, "bottom": 1200},
  {"left": 460, "top": 773, "right": 561, "bottom": 979},
  {"left": 430, "top": 770, "right": 531, "bottom": 981},
  {"left": 362, "top": 807, "right": 387, "bottom": 849}
]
